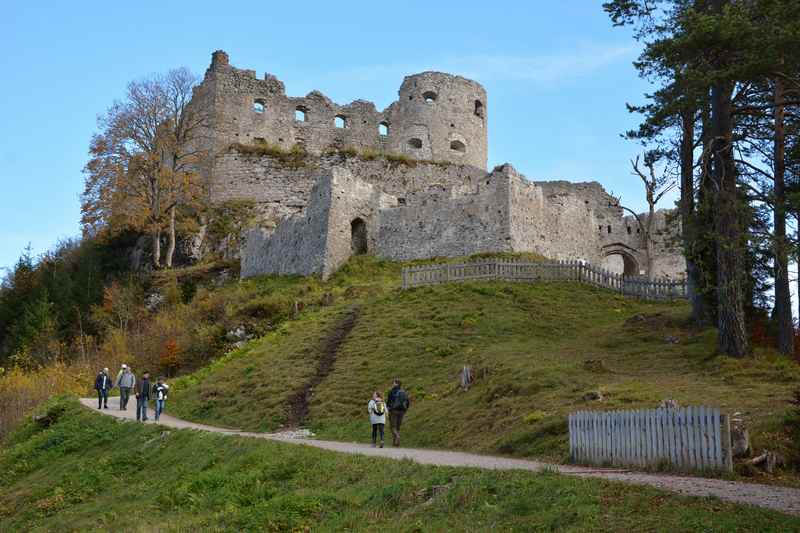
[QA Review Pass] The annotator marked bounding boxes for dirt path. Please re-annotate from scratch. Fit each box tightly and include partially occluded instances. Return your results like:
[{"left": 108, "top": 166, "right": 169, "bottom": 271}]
[
  {"left": 287, "top": 305, "right": 360, "bottom": 426},
  {"left": 79, "top": 397, "right": 800, "bottom": 517}
]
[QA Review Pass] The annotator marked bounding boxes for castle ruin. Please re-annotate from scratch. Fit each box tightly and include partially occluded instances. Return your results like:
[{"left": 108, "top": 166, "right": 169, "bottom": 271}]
[{"left": 190, "top": 51, "right": 685, "bottom": 280}]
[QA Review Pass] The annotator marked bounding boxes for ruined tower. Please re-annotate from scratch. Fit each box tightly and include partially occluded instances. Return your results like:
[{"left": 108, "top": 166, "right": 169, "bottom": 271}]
[{"left": 386, "top": 72, "right": 488, "bottom": 169}]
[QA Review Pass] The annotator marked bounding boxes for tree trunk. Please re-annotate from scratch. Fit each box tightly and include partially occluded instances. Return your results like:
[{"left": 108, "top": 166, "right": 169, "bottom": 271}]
[
  {"left": 152, "top": 228, "right": 161, "bottom": 268},
  {"left": 772, "top": 77, "right": 793, "bottom": 355},
  {"left": 711, "top": 79, "right": 749, "bottom": 357},
  {"left": 166, "top": 204, "right": 177, "bottom": 268},
  {"left": 693, "top": 98, "right": 719, "bottom": 324},
  {"left": 645, "top": 207, "right": 655, "bottom": 280},
  {"left": 679, "top": 107, "right": 706, "bottom": 325}
]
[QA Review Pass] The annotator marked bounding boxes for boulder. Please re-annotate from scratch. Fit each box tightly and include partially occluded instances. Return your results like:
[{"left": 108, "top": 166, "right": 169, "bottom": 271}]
[
  {"left": 582, "top": 390, "right": 604, "bottom": 402},
  {"left": 226, "top": 326, "right": 248, "bottom": 343}
]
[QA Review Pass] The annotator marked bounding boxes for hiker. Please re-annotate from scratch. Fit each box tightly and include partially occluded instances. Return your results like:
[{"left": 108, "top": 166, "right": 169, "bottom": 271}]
[
  {"left": 368, "top": 391, "right": 386, "bottom": 448},
  {"left": 115, "top": 364, "right": 136, "bottom": 410},
  {"left": 94, "top": 367, "right": 113, "bottom": 409},
  {"left": 152, "top": 377, "right": 169, "bottom": 422},
  {"left": 134, "top": 370, "right": 151, "bottom": 422},
  {"left": 387, "top": 379, "right": 410, "bottom": 447}
]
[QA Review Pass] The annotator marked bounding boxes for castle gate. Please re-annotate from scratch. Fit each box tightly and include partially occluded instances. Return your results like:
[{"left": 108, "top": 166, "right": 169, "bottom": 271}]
[{"left": 601, "top": 243, "right": 642, "bottom": 277}]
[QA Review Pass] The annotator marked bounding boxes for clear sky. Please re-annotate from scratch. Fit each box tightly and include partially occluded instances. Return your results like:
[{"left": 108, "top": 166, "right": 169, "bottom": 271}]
[{"left": 0, "top": 0, "right": 663, "bottom": 272}]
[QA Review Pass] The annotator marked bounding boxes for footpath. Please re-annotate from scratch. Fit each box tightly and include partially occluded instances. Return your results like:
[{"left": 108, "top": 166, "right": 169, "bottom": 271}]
[{"left": 79, "top": 397, "right": 800, "bottom": 516}]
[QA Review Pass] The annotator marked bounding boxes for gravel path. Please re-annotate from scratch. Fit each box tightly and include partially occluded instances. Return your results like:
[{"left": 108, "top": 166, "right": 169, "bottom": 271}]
[{"left": 80, "top": 397, "right": 800, "bottom": 516}]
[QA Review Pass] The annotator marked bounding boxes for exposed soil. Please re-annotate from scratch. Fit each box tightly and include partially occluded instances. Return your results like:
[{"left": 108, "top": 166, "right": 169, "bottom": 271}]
[{"left": 286, "top": 305, "right": 360, "bottom": 427}]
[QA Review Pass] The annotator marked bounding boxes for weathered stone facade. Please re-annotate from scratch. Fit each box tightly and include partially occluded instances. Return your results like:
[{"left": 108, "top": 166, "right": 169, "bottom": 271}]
[{"left": 188, "top": 51, "right": 685, "bottom": 280}]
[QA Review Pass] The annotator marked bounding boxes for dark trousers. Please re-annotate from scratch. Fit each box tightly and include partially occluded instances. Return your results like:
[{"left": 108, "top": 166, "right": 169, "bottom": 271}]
[
  {"left": 136, "top": 396, "right": 149, "bottom": 421},
  {"left": 96, "top": 389, "right": 109, "bottom": 408},
  {"left": 372, "top": 423, "right": 385, "bottom": 445},
  {"left": 119, "top": 387, "right": 131, "bottom": 409},
  {"left": 389, "top": 410, "right": 405, "bottom": 446}
]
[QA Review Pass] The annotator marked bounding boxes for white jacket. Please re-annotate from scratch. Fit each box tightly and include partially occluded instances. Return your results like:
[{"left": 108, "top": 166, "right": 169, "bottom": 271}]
[{"left": 368, "top": 399, "right": 386, "bottom": 425}]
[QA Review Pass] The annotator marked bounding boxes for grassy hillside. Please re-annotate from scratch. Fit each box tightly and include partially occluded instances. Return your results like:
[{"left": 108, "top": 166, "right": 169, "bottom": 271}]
[
  {"left": 1, "top": 397, "right": 799, "bottom": 532},
  {"left": 169, "top": 257, "right": 800, "bottom": 475}
]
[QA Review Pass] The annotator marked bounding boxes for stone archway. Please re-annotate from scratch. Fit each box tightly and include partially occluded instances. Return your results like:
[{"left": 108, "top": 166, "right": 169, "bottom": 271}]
[
  {"left": 601, "top": 243, "right": 641, "bottom": 277},
  {"left": 350, "top": 218, "right": 368, "bottom": 255}
]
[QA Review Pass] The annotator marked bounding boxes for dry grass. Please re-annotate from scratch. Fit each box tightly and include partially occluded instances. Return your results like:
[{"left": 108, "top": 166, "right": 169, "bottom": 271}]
[
  {"left": 228, "top": 141, "right": 308, "bottom": 168},
  {"left": 0, "top": 356, "right": 103, "bottom": 439}
]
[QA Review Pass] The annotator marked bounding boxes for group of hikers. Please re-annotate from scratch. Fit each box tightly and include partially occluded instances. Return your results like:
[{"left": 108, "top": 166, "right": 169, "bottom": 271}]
[
  {"left": 367, "top": 379, "right": 411, "bottom": 448},
  {"left": 96, "top": 368, "right": 410, "bottom": 448},
  {"left": 93, "top": 364, "right": 170, "bottom": 422}
]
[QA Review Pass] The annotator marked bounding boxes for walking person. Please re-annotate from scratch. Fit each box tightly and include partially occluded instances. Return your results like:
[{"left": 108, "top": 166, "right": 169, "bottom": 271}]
[
  {"left": 368, "top": 391, "right": 386, "bottom": 448},
  {"left": 152, "top": 377, "right": 169, "bottom": 422},
  {"left": 387, "top": 379, "right": 410, "bottom": 447},
  {"left": 135, "top": 370, "right": 152, "bottom": 422},
  {"left": 115, "top": 364, "right": 136, "bottom": 410},
  {"left": 94, "top": 367, "right": 113, "bottom": 409}
]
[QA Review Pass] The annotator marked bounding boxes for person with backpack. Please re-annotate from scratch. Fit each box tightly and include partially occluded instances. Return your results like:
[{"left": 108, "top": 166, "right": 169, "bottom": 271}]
[
  {"left": 387, "top": 379, "right": 410, "bottom": 447},
  {"left": 151, "top": 377, "right": 170, "bottom": 422},
  {"left": 94, "top": 367, "right": 113, "bottom": 409},
  {"left": 368, "top": 391, "right": 386, "bottom": 448}
]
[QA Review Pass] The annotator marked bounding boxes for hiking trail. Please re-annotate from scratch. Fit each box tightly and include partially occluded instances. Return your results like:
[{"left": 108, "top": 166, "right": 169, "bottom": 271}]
[
  {"left": 78, "top": 397, "right": 800, "bottom": 517},
  {"left": 287, "top": 305, "right": 360, "bottom": 427}
]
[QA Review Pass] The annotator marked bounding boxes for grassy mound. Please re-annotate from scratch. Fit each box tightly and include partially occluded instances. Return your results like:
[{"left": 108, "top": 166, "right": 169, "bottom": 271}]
[
  {"left": 169, "top": 257, "right": 800, "bottom": 468},
  {"left": 1, "top": 397, "right": 798, "bottom": 531}
]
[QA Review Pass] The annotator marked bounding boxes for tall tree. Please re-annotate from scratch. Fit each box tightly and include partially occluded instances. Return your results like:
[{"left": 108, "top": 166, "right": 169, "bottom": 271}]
[{"left": 81, "top": 68, "right": 207, "bottom": 268}]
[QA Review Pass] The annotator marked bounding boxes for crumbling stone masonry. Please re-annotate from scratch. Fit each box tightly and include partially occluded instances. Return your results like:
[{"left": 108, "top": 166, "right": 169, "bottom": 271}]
[{"left": 189, "top": 51, "right": 685, "bottom": 280}]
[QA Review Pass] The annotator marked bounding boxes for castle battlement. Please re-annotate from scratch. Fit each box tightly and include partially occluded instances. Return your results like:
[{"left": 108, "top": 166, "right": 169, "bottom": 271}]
[{"left": 194, "top": 50, "right": 488, "bottom": 170}]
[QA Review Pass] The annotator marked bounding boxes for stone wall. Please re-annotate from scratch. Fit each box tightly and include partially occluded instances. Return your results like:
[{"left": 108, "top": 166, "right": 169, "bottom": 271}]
[
  {"left": 376, "top": 171, "right": 512, "bottom": 261},
  {"left": 194, "top": 51, "right": 488, "bottom": 175},
  {"left": 239, "top": 159, "right": 687, "bottom": 281},
  {"left": 240, "top": 168, "right": 395, "bottom": 279},
  {"left": 239, "top": 180, "right": 331, "bottom": 278},
  {"left": 211, "top": 150, "right": 485, "bottom": 226}
]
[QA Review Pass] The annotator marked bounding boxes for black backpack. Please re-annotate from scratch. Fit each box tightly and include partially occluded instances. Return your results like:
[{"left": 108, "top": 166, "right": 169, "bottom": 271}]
[{"left": 391, "top": 389, "right": 409, "bottom": 411}]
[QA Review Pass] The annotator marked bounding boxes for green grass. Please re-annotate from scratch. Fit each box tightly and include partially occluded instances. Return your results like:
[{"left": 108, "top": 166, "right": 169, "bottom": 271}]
[
  {"left": 1, "top": 397, "right": 798, "bottom": 532},
  {"left": 167, "top": 256, "right": 800, "bottom": 479}
]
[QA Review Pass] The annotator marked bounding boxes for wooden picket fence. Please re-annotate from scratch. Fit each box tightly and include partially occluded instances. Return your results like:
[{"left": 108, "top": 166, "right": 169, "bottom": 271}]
[
  {"left": 401, "top": 259, "right": 687, "bottom": 301},
  {"left": 569, "top": 407, "right": 733, "bottom": 472}
]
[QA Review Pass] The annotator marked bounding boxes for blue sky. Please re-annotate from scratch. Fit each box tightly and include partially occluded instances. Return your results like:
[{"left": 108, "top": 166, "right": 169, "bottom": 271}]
[{"left": 0, "top": 1, "right": 661, "bottom": 272}]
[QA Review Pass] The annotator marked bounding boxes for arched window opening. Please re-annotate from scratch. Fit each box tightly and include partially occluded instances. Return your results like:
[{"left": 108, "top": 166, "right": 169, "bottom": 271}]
[
  {"left": 450, "top": 140, "right": 466, "bottom": 153},
  {"left": 351, "top": 218, "right": 368, "bottom": 255},
  {"left": 474, "top": 99, "right": 484, "bottom": 118},
  {"left": 335, "top": 115, "right": 347, "bottom": 129},
  {"left": 607, "top": 225, "right": 612, "bottom": 234},
  {"left": 295, "top": 107, "right": 307, "bottom": 122},
  {"left": 378, "top": 122, "right": 389, "bottom": 136},
  {"left": 253, "top": 100, "right": 265, "bottom": 113},
  {"left": 627, "top": 226, "right": 632, "bottom": 235},
  {"left": 422, "top": 91, "right": 437, "bottom": 104},
  {"left": 407, "top": 138, "right": 423, "bottom": 149}
]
